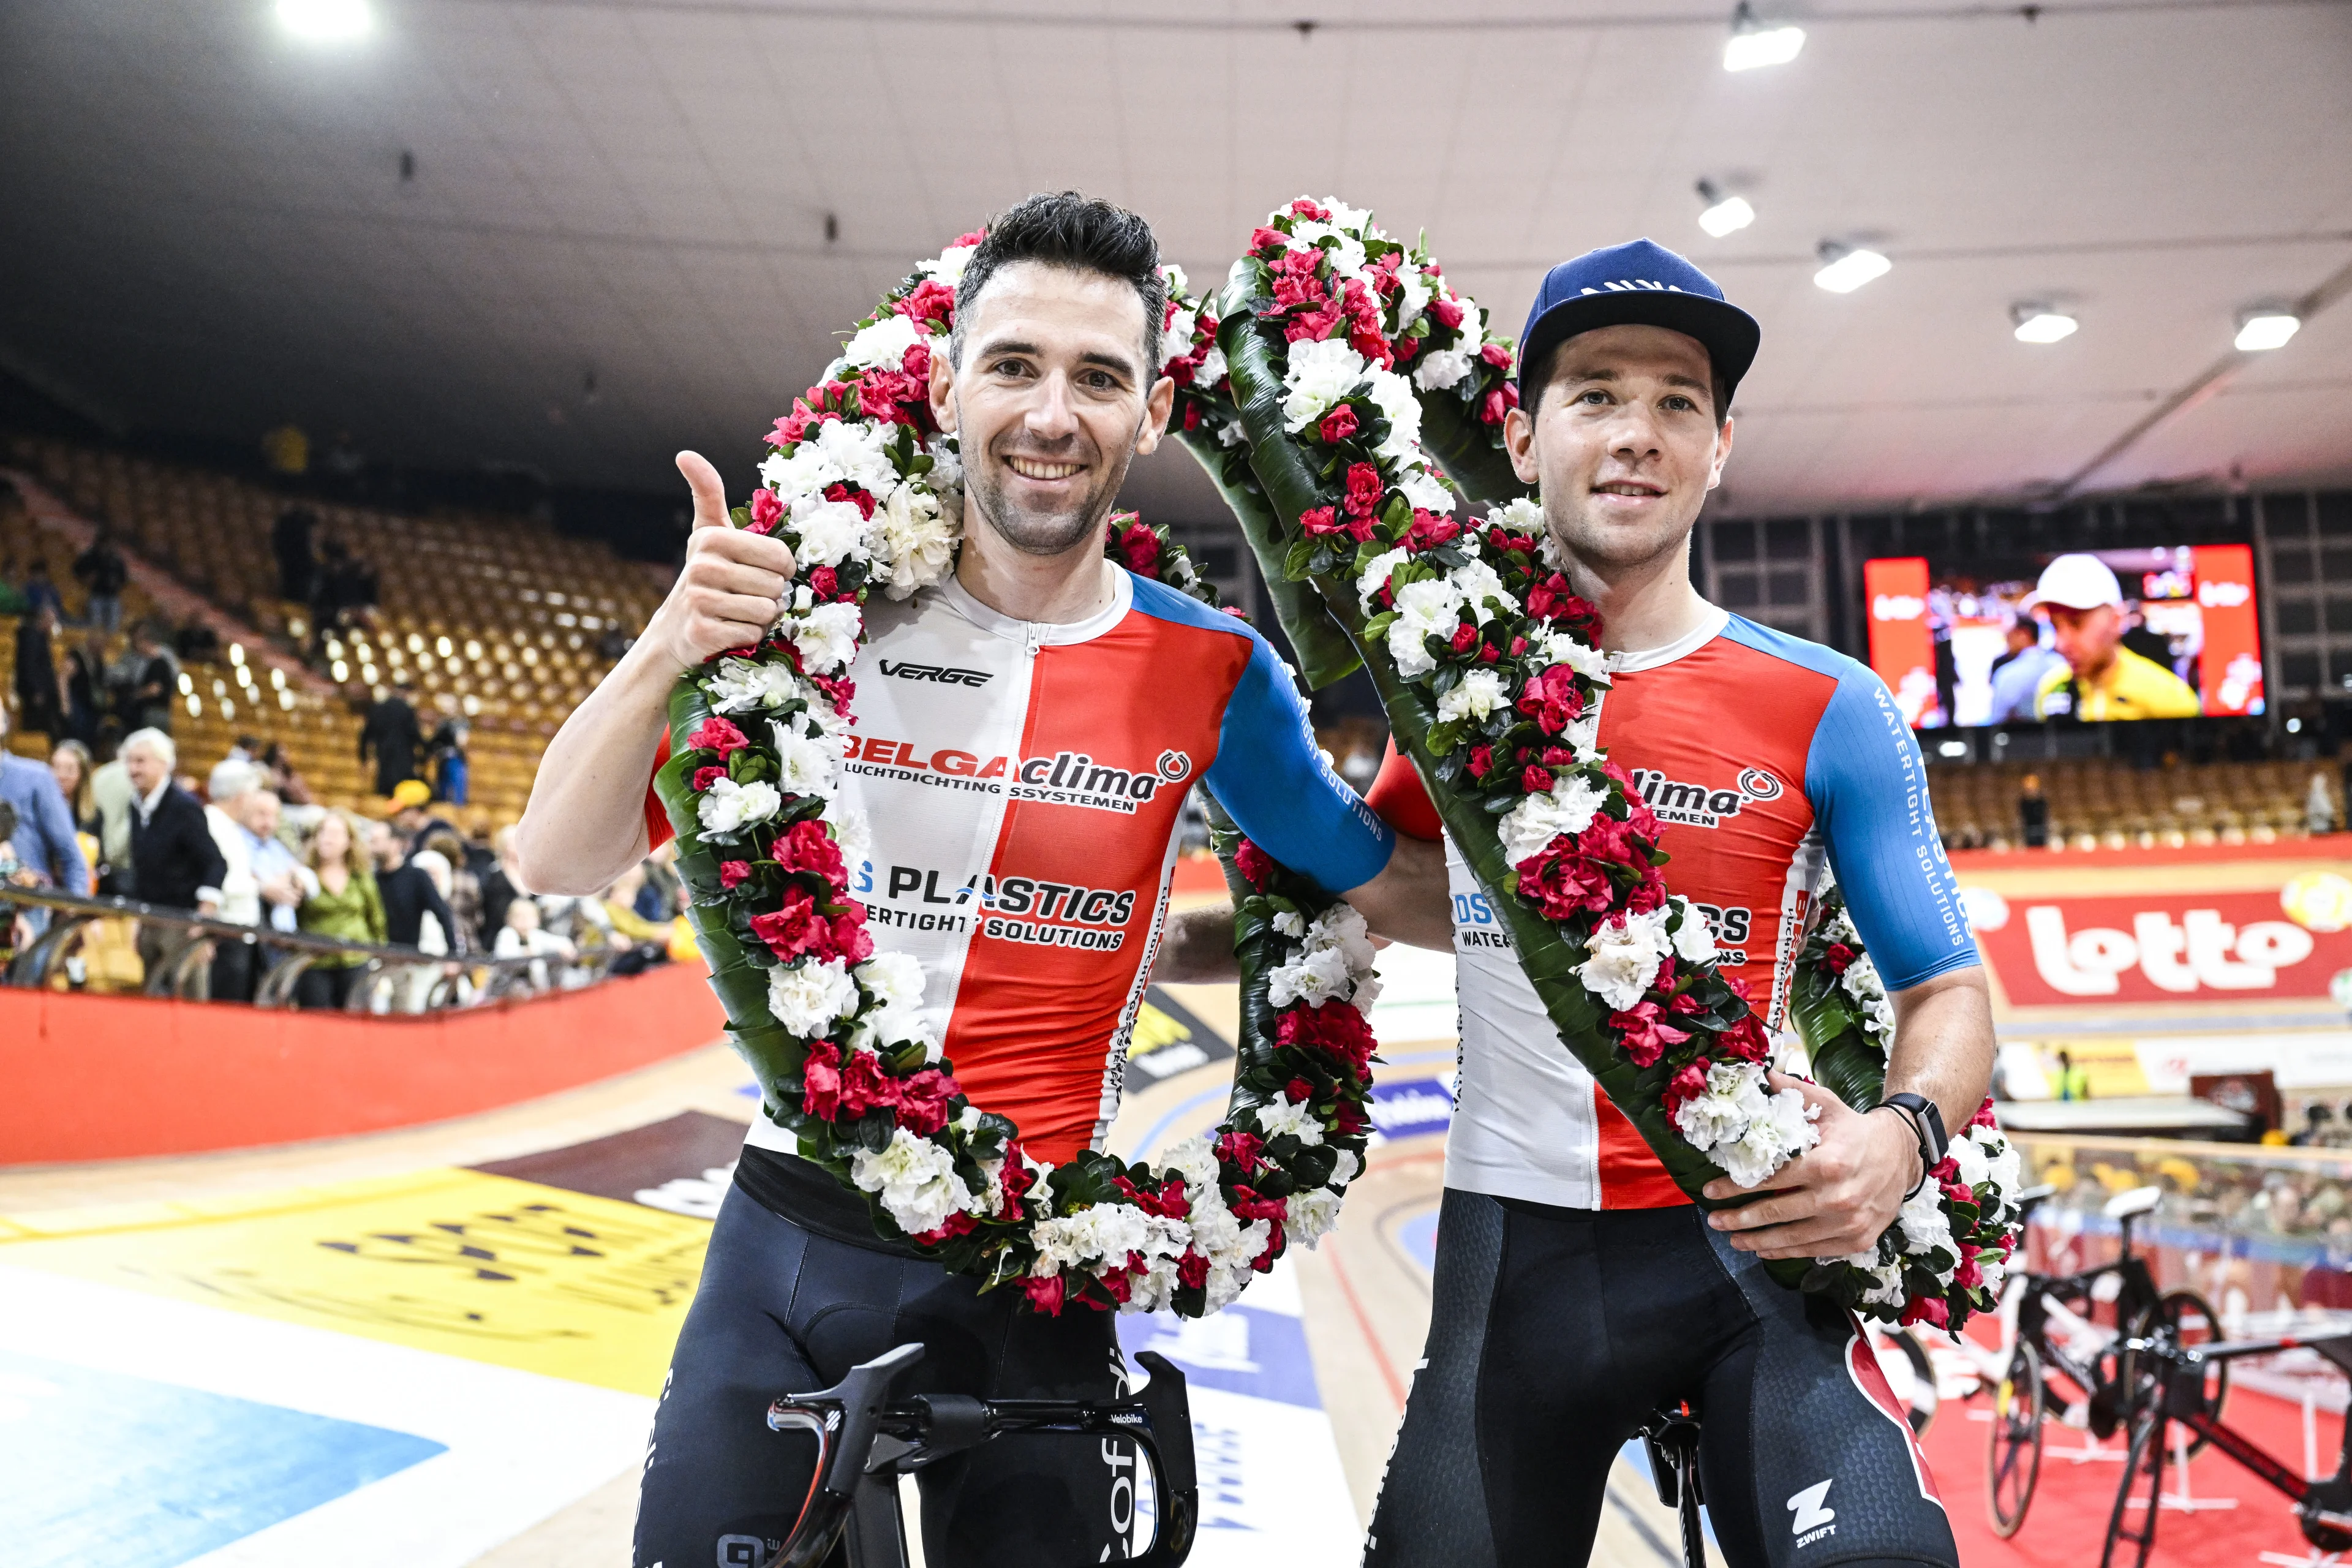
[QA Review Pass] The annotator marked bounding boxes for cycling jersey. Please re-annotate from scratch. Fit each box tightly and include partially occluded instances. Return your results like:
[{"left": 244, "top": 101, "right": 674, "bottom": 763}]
[
  {"left": 2029, "top": 643, "right": 2200, "bottom": 721},
  {"left": 1368, "top": 605, "right": 1977, "bottom": 1210},
  {"left": 648, "top": 566, "right": 1395, "bottom": 1164}
]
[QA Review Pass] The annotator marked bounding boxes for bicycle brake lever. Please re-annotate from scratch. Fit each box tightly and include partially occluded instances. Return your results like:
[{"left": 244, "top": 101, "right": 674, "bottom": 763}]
[{"left": 764, "top": 1342, "right": 926, "bottom": 1567}]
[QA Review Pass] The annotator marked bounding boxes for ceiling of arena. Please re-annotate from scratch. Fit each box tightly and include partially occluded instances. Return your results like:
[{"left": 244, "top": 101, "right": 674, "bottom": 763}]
[{"left": 2, "top": 0, "right": 2349, "bottom": 529}]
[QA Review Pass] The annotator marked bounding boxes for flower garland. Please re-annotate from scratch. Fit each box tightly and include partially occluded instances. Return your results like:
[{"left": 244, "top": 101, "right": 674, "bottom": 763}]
[
  {"left": 1790, "top": 883, "right": 2022, "bottom": 1331},
  {"left": 1171, "top": 196, "right": 2016, "bottom": 1324},
  {"left": 654, "top": 236, "right": 1380, "bottom": 1317}
]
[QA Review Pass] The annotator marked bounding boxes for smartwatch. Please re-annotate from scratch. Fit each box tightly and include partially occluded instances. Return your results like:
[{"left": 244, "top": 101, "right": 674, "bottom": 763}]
[{"left": 1878, "top": 1092, "right": 1948, "bottom": 1191}]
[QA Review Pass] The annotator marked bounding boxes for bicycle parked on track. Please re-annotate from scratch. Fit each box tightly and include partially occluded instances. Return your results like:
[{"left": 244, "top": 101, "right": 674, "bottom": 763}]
[{"left": 1986, "top": 1183, "right": 2229, "bottom": 1537}]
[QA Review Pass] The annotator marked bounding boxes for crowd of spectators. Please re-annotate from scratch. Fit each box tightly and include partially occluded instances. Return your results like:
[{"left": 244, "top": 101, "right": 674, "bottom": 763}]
[{"left": 3, "top": 692, "right": 686, "bottom": 1007}]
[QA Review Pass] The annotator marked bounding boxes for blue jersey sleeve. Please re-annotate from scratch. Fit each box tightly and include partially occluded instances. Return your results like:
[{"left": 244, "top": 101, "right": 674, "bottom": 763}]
[
  {"left": 1806, "top": 663, "right": 1979, "bottom": 990},
  {"left": 1205, "top": 633, "right": 1396, "bottom": 892}
]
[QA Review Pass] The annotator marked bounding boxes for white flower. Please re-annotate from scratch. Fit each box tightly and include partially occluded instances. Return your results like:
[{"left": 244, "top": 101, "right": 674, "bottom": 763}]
[
  {"left": 1395, "top": 268, "right": 1433, "bottom": 331},
  {"left": 1356, "top": 546, "right": 1411, "bottom": 605},
  {"left": 1272, "top": 909, "right": 1306, "bottom": 939},
  {"left": 1835, "top": 1252, "right": 1910, "bottom": 1310},
  {"left": 1289, "top": 220, "right": 1367, "bottom": 279},
  {"left": 875, "top": 481, "right": 957, "bottom": 598},
  {"left": 767, "top": 957, "right": 858, "bottom": 1036},
  {"left": 1455, "top": 296, "right": 1487, "bottom": 354},
  {"left": 1215, "top": 417, "right": 1247, "bottom": 448},
  {"left": 1986, "top": 1134, "right": 2022, "bottom": 1199},
  {"left": 1412, "top": 349, "right": 1474, "bottom": 392},
  {"left": 1539, "top": 530, "right": 1567, "bottom": 571},
  {"left": 772, "top": 715, "right": 845, "bottom": 797},
  {"left": 1436, "top": 667, "right": 1510, "bottom": 724},
  {"left": 1195, "top": 343, "right": 1228, "bottom": 387},
  {"left": 1365, "top": 369, "right": 1423, "bottom": 463},
  {"left": 1253, "top": 1096, "right": 1324, "bottom": 1147},
  {"left": 1319, "top": 197, "right": 1373, "bottom": 232},
  {"left": 842, "top": 312, "right": 923, "bottom": 373},
  {"left": 925, "top": 434, "right": 963, "bottom": 495},
  {"left": 1450, "top": 560, "right": 1518, "bottom": 624},
  {"left": 1398, "top": 466, "right": 1456, "bottom": 516},
  {"left": 1669, "top": 897, "right": 1721, "bottom": 965},
  {"left": 1721, "top": 1085, "right": 1819, "bottom": 1188},
  {"left": 1281, "top": 337, "right": 1368, "bottom": 431},
  {"left": 858, "top": 951, "right": 925, "bottom": 1010},
  {"left": 1564, "top": 710, "right": 1601, "bottom": 761},
  {"left": 761, "top": 445, "right": 840, "bottom": 507},
  {"left": 1530, "top": 626, "right": 1609, "bottom": 681},
  {"left": 1267, "top": 945, "right": 1356, "bottom": 1009},
  {"left": 1495, "top": 497, "right": 1545, "bottom": 535},
  {"left": 920, "top": 243, "right": 976, "bottom": 287},
  {"left": 1897, "top": 1181, "right": 1958, "bottom": 1265},
  {"left": 829, "top": 801, "right": 872, "bottom": 869},
  {"left": 1386, "top": 576, "right": 1466, "bottom": 679},
  {"left": 1287, "top": 1185, "right": 1343, "bottom": 1248},
  {"left": 696, "top": 775, "right": 781, "bottom": 835},
  {"left": 705, "top": 656, "right": 804, "bottom": 714},
  {"left": 1332, "top": 1148, "right": 1363, "bottom": 1187},
  {"left": 807, "top": 418, "right": 896, "bottom": 496},
  {"left": 859, "top": 1004, "right": 934, "bottom": 1055},
  {"left": 1840, "top": 954, "right": 1896, "bottom": 1046},
  {"left": 790, "top": 496, "right": 875, "bottom": 568},
  {"left": 789, "top": 601, "right": 864, "bottom": 674},
  {"left": 1160, "top": 306, "right": 1198, "bottom": 371},
  {"left": 1949, "top": 1131, "right": 1992, "bottom": 1191},
  {"left": 1159, "top": 1134, "right": 1218, "bottom": 1189},
  {"left": 1671, "top": 1061, "right": 1819, "bottom": 1188},
  {"left": 1499, "top": 775, "right": 1607, "bottom": 864},
  {"left": 1160, "top": 263, "right": 1191, "bottom": 298},
  {"left": 851, "top": 1126, "right": 977, "bottom": 1237},
  {"left": 1033, "top": 1203, "right": 1151, "bottom": 1272},
  {"left": 1575, "top": 907, "right": 1675, "bottom": 1012}
]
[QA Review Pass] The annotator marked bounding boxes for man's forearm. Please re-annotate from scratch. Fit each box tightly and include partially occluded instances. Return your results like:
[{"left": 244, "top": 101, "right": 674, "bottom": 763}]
[
  {"left": 511, "top": 642, "right": 679, "bottom": 895},
  {"left": 1885, "top": 965, "right": 1997, "bottom": 1150},
  {"left": 1152, "top": 904, "right": 1240, "bottom": 984}
]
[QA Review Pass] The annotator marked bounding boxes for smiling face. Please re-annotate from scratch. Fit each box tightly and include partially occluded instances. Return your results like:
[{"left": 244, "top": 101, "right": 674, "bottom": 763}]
[
  {"left": 933, "top": 261, "right": 1175, "bottom": 559},
  {"left": 1504, "top": 323, "right": 1733, "bottom": 576}
]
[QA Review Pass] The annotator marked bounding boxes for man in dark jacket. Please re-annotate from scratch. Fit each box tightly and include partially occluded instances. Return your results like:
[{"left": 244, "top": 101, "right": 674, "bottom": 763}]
[
  {"left": 128, "top": 623, "right": 179, "bottom": 734},
  {"left": 121, "top": 726, "right": 226, "bottom": 989},
  {"left": 71, "top": 533, "right": 127, "bottom": 635},
  {"left": 271, "top": 507, "right": 317, "bottom": 603},
  {"left": 368, "top": 818, "right": 455, "bottom": 949},
  {"left": 358, "top": 683, "right": 422, "bottom": 797},
  {"left": 13, "top": 605, "right": 62, "bottom": 742}
]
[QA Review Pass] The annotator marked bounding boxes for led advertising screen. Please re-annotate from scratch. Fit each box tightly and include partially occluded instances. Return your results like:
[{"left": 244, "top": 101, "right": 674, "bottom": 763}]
[{"left": 1864, "top": 545, "right": 2263, "bottom": 728}]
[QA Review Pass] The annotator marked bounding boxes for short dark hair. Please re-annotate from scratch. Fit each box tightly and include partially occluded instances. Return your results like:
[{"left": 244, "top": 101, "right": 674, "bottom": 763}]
[
  {"left": 950, "top": 191, "right": 1165, "bottom": 379},
  {"left": 1526, "top": 338, "right": 1731, "bottom": 424}
]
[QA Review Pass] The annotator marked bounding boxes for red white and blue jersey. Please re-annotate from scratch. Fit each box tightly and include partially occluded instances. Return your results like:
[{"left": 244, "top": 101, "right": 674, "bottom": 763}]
[
  {"left": 649, "top": 568, "right": 1395, "bottom": 1165},
  {"left": 1370, "top": 606, "right": 1977, "bottom": 1210}
]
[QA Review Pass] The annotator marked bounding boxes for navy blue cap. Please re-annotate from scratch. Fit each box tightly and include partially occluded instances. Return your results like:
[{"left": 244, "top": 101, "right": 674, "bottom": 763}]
[{"left": 1516, "top": 238, "right": 1760, "bottom": 415}]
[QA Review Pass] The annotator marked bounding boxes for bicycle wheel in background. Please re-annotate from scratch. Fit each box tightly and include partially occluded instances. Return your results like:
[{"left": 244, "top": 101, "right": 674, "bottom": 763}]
[
  {"left": 2100, "top": 1405, "right": 2168, "bottom": 1568},
  {"left": 2153, "top": 1290, "right": 2230, "bottom": 1458},
  {"left": 1988, "top": 1340, "right": 2045, "bottom": 1537}
]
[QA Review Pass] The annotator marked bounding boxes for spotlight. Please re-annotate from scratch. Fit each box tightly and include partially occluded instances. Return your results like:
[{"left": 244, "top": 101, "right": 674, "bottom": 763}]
[
  {"left": 2012, "top": 304, "right": 2078, "bottom": 344},
  {"left": 1724, "top": 2, "right": 1805, "bottom": 71},
  {"left": 2235, "top": 308, "right": 2300, "bottom": 352},
  {"left": 276, "top": 0, "right": 372, "bottom": 41},
  {"left": 1695, "top": 181, "right": 1755, "bottom": 238},
  {"left": 1813, "top": 242, "right": 1891, "bottom": 294}
]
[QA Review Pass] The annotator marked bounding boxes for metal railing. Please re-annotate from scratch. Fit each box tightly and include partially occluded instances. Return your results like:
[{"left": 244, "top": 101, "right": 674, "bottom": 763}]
[{"left": 0, "top": 883, "right": 619, "bottom": 1011}]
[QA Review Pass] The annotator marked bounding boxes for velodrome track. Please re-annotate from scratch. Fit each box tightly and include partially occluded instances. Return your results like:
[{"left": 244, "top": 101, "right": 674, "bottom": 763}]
[{"left": 6, "top": 841, "right": 2352, "bottom": 1566}]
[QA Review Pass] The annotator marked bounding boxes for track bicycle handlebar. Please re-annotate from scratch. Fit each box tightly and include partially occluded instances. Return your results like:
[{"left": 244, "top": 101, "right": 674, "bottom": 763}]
[{"left": 763, "top": 1342, "right": 1199, "bottom": 1568}]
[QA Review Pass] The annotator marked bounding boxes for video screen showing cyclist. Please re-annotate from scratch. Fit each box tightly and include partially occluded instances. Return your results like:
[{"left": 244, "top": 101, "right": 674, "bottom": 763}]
[
  {"left": 508, "top": 192, "right": 1446, "bottom": 1568},
  {"left": 1359, "top": 241, "right": 1994, "bottom": 1568}
]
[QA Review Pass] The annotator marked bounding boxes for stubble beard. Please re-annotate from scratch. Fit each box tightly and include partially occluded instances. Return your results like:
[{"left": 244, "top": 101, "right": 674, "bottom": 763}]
[{"left": 1539, "top": 478, "right": 1701, "bottom": 581}]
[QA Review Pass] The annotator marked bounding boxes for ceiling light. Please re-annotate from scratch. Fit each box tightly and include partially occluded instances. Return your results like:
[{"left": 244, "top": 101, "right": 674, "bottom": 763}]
[
  {"left": 2011, "top": 304, "right": 2078, "bottom": 344},
  {"left": 1813, "top": 242, "right": 1891, "bottom": 294},
  {"left": 1695, "top": 181, "right": 1755, "bottom": 238},
  {"left": 2234, "top": 308, "right": 2300, "bottom": 352},
  {"left": 1724, "top": 2, "right": 1805, "bottom": 71},
  {"left": 276, "top": 0, "right": 371, "bottom": 41}
]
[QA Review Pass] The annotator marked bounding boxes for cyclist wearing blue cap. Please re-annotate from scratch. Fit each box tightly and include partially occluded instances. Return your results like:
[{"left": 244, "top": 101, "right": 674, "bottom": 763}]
[{"left": 1360, "top": 239, "right": 1991, "bottom": 1568}]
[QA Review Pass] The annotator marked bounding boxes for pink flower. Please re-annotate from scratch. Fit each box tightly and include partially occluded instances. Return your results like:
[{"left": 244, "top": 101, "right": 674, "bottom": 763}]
[
  {"left": 1899, "top": 1295, "right": 1950, "bottom": 1331},
  {"left": 1284, "top": 1077, "right": 1313, "bottom": 1103},
  {"left": 774, "top": 820, "right": 847, "bottom": 888},
  {"left": 1969, "top": 1098, "right": 2000, "bottom": 1130},
  {"left": 995, "top": 1145, "right": 1036, "bottom": 1218},
  {"left": 835, "top": 1048, "right": 897, "bottom": 1119},
  {"left": 719, "top": 860, "right": 753, "bottom": 889},
  {"left": 1820, "top": 942, "right": 1856, "bottom": 975},
  {"left": 1284, "top": 301, "right": 1343, "bottom": 343},
  {"left": 691, "top": 765, "right": 727, "bottom": 793},
  {"left": 1177, "top": 1250, "right": 1210, "bottom": 1289},
  {"left": 807, "top": 565, "right": 840, "bottom": 600},
  {"left": 902, "top": 341, "right": 931, "bottom": 386},
  {"left": 1526, "top": 574, "right": 1598, "bottom": 628},
  {"left": 1215, "top": 1129, "right": 1267, "bottom": 1176},
  {"left": 1298, "top": 505, "right": 1344, "bottom": 537},
  {"left": 1515, "top": 842, "right": 1615, "bottom": 920},
  {"left": 1276, "top": 1000, "right": 1378, "bottom": 1081},
  {"left": 1480, "top": 342, "right": 1513, "bottom": 369},
  {"left": 751, "top": 886, "right": 847, "bottom": 962},
  {"left": 822, "top": 481, "right": 878, "bottom": 521},
  {"left": 1250, "top": 225, "right": 1288, "bottom": 255},
  {"left": 895, "top": 1068, "right": 961, "bottom": 1136},
  {"left": 894, "top": 279, "right": 957, "bottom": 325},
  {"left": 1450, "top": 622, "right": 1479, "bottom": 654},
  {"left": 1427, "top": 296, "right": 1464, "bottom": 331},
  {"left": 1716, "top": 1012, "right": 1771, "bottom": 1065},
  {"left": 1343, "top": 462, "right": 1385, "bottom": 519},
  {"left": 748, "top": 488, "right": 785, "bottom": 532},
  {"left": 1611, "top": 1001, "right": 1692, "bottom": 1068},
  {"left": 809, "top": 671, "right": 856, "bottom": 717},
  {"left": 1289, "top": 197, "right": 1331, "bottom": 221},
  {"left": 1404, "top": 510, "right": 1461, "bottom": 551},
  {"left": 1515, "top": 665, "right": 1585, "bottom": 734},
  {"left": 1227, "top": 1185, "right": 1287, "bottom": 1223},
  {"left": 1118, "top": 519, "right": 1162, "bottom": 575},
  {"left": 1521, "top": 764, "right": 1554, "bottom": 794},
  {"left": 688, "top": 715, "right": 750, "bottom": 758},
  {"left": 1481, "top": 387, "right": 1516, "bottom": 426},
  {"left": 1234, "top": 839, "right": 1275, "bottom": 889},
  {"left": 801, "top": 1038, "right": 844, "bottom": 1118},
  {"left": 913, "top": 1210, "right": 978, "bottom": 1246},
  {"left": 1665, "top": 1057, "right": 1713, "bottom": 1115},
  {"left": 1467, "top": 743, "right": 1493, "bottom": 779},
  {"left": 1319, "top": 405, "right": 1359, "bottom": 443},
  {"left": 1021, "top": 1274, "right": 1068, "bottom": 1315}
]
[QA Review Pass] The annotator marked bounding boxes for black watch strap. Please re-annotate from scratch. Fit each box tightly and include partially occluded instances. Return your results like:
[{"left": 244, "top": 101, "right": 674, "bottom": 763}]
[{"left": 1879, "top": 1091, "right": 1948, "bottom": 1169}]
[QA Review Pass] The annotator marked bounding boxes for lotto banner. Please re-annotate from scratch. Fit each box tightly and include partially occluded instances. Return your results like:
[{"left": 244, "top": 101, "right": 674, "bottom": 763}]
[
  {"left": 1863, "top": 556, "right": 1936, "bottom": 726},
  {"left": 1964, "top": 875, "right": 2352, "bottom": 1006}
]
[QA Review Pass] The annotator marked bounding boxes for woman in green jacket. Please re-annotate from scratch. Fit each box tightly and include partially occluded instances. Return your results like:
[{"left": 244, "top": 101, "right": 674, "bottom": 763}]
[{"left": 296, "top": 808, "right": 384, "bottom": 1011}]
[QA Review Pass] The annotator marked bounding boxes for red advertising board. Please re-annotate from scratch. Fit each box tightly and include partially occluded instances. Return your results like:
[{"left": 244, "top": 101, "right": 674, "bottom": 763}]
[
  {"left": 1966, "top": 884, "right": 2351, "bottom": 1007},
  {"left": 2192, "top": 542, "right": 2264, "bottom": 715},
  {"left": 1863, "top": 556, "right": 1936, "bottom": 726}
]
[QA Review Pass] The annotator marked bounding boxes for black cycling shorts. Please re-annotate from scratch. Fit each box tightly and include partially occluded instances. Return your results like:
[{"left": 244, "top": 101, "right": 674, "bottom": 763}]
[
  {"left": 1363, "top": 1191, "right": 1958, "bottom": 1568},
  {"left": 633, "top": 1150, "right": 1136, "bottom": 1568}
]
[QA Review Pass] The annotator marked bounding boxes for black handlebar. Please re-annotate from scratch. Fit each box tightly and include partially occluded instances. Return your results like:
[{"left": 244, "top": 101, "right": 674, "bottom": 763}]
[{"left": 763, "top": 1343, "right": 1199, "bottom": 1568}]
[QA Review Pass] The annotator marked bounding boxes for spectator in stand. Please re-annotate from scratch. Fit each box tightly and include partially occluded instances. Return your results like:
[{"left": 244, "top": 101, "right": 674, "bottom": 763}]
[
  {"left": 2019, "top": 772, "right": 2050, "bottom": 849},
  {"left": 13, "top": 603, "right": 62, "bottom": 742},
  {"left": 62, "top": 632, "right": 104, "bottom": 746},
  {"left": 387, "top": 778, "right": 458, "bottom": 858},
  {"left": 2054, "top": 1048, "right": 2090, "bottom": 1102},
  {"left": 360, "top": 683, "right": 423, "bottom": 797},
  {"left": 421, "top": 828, "right": 482, "bottom": 951},
  {"left": 368, "top": 818, "right": 454, "bottom": 950},
  {"left": 296, "top": 810, "right": 383, "bottom": 1010},
  {"left": 206, "top": 763, "right": 314, "bottom": 1004},
  {"left": 0, "top": 703, "right": 92, "bottom": 928},
  {"left": 271, "top": 507, "right": 317, "bottom": 604},
  {"left": 87, "top": 750, "right": 135, "bottom": 894},
  {"left": 2309, "top": 773, "right": 2339, "bottom": 837},
  {"left": 122, "top": 727, "right": 225, "bottom": 983},
  {"left": 638, "top": 840, "right": 683, "bottom": 923},
  {"left": 72, "top": 532, "right": 127, "bottom": 635},
  {"left": 49, "top": 740, "right": 96, "bottom": 835},
  {"left": 127, "top": 623, "right": 179, "bottom": 734},
  {"left": 494, "top": 897, "right": 575, "bottom": 992},
  {"left": 479, "top": 823, "right": 524, "bottom": 944},
  {"left": 260, "top": 741, "right": 315, "bottom": 807},
  {"left": 600, "top": 864, "right": 675, "bottom": 975},
  {"left": 18, "top": 559, "right": 65, "bottom": 626},
  {"left": 430, "top": 712, "right": 470, "bottom": 805}
]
